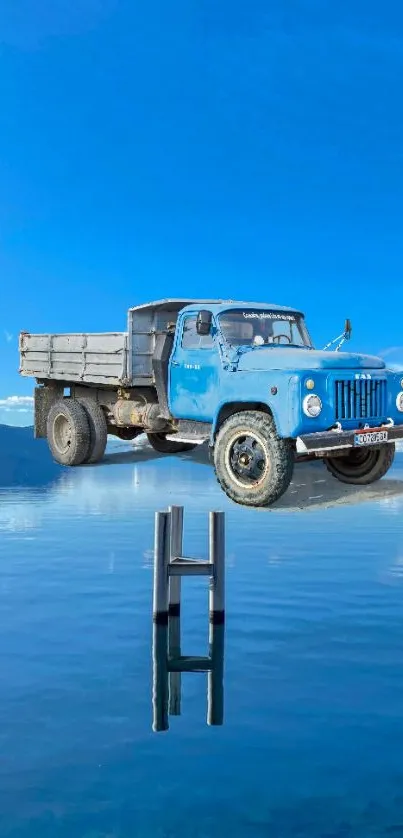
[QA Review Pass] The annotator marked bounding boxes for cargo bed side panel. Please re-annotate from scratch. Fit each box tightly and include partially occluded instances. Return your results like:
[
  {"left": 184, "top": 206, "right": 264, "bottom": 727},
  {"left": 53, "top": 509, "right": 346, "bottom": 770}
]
[{"left": 19, "top": 332, "right": 128, "bottom": 385}]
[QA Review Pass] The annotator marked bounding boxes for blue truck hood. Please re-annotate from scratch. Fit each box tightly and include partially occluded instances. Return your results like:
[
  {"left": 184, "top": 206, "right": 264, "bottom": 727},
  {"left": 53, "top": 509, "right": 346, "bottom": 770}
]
[{"left": 236, "top": 348, "right": 386, "bottom": 372}]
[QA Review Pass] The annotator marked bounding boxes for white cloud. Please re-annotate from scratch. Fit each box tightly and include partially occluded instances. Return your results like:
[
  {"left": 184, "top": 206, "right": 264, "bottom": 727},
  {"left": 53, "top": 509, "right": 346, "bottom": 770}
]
[
  {"left": 378, "top": 346, "right": 403, "bottom": 359},
  {"left": 376, "top": 348, "right": 403, "bottom": 371},
  {"left": 378, "top": 348, "right": 403, "bottom": 366},
  {"left": 0, "top": 395, "right": 34, "bottom": 411}
]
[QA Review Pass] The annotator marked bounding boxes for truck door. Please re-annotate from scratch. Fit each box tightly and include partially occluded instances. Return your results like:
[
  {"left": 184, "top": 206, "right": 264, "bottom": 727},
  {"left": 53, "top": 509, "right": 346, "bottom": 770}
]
[{"left": 169, "top": 314, "right": 220, "bottom": 421}]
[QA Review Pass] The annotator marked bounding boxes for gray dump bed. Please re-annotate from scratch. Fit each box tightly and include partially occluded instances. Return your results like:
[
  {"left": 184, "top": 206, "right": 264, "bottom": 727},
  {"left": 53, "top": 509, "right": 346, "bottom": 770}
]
[
  {"left": 19, "top": 299, "right": 218, "bottom": 387},
  {"left": 19, "top": 332, "right": 129, "bottom": 385}
]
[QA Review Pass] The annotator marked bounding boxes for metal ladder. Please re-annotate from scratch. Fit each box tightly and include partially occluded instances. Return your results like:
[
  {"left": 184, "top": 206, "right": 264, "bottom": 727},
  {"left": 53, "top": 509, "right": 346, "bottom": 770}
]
[{"left": 152, "top": 505, "right": 225, "bottom": 732}]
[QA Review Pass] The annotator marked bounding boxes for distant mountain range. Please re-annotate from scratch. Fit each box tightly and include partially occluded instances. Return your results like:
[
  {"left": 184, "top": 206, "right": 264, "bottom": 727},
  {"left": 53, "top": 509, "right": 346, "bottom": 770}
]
[
  {"left": 0, "top": 424, "right": 63, "bottom": 487},
  {"left": 0, "top": 425, "right": 139, "bottom": 489}
]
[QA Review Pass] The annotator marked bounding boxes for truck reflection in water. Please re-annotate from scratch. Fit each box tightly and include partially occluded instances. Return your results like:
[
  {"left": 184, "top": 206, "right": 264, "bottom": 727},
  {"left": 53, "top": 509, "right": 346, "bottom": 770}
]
[{"left": 152, "top": 619, "right": 225, "bottom": 732}]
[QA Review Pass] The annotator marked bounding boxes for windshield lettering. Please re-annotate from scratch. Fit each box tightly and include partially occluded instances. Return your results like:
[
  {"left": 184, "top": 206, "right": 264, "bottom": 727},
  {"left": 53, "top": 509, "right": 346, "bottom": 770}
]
[{"left": 242, "top": 311, "right": 296, "bottom": 321}]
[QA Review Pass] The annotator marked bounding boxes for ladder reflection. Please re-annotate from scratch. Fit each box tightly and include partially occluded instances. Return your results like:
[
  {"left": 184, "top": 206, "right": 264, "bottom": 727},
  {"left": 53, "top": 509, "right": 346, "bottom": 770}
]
[{"left": 152, "top": 619, "right": 225, "bottom": 732}]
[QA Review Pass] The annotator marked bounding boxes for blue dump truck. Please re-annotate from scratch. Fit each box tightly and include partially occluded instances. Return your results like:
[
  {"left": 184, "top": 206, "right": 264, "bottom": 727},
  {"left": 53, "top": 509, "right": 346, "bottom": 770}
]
[{"left": 19, "top": 298, "right": 403, "bottom": 507}]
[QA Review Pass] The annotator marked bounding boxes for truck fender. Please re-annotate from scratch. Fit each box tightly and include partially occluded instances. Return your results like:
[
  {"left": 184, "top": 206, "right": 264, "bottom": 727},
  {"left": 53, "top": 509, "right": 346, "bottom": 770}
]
[{"left": 211, "top": 400, "right": 280, "bottom": 442}]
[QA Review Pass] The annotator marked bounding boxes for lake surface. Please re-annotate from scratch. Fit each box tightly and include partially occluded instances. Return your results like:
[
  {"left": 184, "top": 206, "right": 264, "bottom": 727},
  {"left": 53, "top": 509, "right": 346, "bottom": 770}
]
[{"left": 2, "top": 440, "right": 403, "bottom": 837}]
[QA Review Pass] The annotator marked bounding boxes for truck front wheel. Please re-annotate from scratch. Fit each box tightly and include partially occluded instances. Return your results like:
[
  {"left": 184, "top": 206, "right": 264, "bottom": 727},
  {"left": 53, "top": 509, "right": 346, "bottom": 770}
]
[
  {"left": 147, "top": 433, "right": 197, "bottom": 454},
  {"left": 325, "top": 443, "right": 395, "bottom": 485},
  {"left": 46, "top": 399, "right": 90, "bottom": 466},
  {"left": 213, "top": 411, "right": 294, "bottom": 507}
]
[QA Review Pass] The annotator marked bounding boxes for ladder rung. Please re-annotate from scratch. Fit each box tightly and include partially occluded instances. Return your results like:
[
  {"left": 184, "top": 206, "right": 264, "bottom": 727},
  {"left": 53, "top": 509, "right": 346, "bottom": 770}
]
[
  {"left": 172, "top": 555, "right": 206, "bottom": 563},
  {"left": 168, "top": 558, "right": 213, "bottom": 577},
  {"left": 168, "top": 655, "right": 213, "bottom": 672}
]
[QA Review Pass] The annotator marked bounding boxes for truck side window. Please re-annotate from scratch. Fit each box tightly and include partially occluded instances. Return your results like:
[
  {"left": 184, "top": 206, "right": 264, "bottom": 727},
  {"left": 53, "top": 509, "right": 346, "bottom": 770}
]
[{"left": 181, "top": 316, "right": 214, "bottom": 350}]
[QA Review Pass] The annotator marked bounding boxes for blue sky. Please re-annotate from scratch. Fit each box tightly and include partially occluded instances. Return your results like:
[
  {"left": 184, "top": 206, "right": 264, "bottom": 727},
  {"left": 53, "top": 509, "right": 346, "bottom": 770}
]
[{"left": 1, "top": 0, "right": 403, "bottom": 424}]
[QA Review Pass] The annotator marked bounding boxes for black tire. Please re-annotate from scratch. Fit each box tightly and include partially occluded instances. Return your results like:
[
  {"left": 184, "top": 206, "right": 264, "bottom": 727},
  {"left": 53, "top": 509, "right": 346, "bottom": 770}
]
[
  {"left": 110, "top": 427, "right": 140, "bottom": 441},
  {"left": 77, "top": 399, "right": 108, "bottom": 464},
  {"left": 147, "top": 433, "right": 197, "bottom": 454},
  {"left": 46, "top": 399, "right": 90, "bottom": 466},
  {"left": 213, "top": 410, "right": 294, "bottom": 507},
  {"left": 325, "top": 443, "right": 395, "bottom": 485}
]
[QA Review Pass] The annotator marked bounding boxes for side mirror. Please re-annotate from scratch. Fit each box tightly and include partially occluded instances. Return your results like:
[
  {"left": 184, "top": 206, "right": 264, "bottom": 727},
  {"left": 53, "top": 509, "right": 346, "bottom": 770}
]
[
  {"left": 344, "top": 318, "right": 352, "bottom": 340},
  {"left": 196, "top": 309, "right": 213, "bottom": 336}
]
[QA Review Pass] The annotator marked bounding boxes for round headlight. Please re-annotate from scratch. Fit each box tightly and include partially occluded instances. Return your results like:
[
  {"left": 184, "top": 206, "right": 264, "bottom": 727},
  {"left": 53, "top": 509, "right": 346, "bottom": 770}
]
[
  {"left": 305, "top": 378, "right": 315, "bottom": 390},
  {"left": 396, "top": 392, "right": 403, "bottom": 412},
  {"left": 303, "top": 394, "right": 322, "bottom": 418}
]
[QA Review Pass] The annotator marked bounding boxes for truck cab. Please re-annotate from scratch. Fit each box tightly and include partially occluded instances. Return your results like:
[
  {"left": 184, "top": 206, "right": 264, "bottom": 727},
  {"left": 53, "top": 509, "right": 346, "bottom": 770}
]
[
  {"left": 169, "top": 302, "right": 313, "bottom": 429},
  {"left": 169, "top": 302, "right": 400, "bottom": 437}
]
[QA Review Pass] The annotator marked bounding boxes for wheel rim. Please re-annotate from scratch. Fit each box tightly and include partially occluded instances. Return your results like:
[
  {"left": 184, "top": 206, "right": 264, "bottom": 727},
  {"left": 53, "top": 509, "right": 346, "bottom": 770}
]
[
  {"left": 225, "top": 431, "right": 270, "bottom": 488},
  {"left": 53, "top": 413, "right": 72, "bottom": 455}
]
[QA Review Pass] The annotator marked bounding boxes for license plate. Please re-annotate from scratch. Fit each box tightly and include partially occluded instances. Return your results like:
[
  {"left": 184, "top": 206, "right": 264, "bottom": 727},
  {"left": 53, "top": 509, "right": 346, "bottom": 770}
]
[{"left": 354, "top": 430, "right": 388, "bottom": 446}]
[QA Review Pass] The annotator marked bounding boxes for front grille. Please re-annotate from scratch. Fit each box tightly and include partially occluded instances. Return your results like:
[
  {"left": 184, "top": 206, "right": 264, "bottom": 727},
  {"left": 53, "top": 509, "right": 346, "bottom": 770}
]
[{"left": 334, "top": 379, "right": 386, "bottom": 421}]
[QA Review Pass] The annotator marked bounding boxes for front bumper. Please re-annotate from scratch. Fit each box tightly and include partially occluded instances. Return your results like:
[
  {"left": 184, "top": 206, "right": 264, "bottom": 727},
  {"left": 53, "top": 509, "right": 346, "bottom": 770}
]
[{"left": 296, "top": 422, "right": 403, "bottom": 455}]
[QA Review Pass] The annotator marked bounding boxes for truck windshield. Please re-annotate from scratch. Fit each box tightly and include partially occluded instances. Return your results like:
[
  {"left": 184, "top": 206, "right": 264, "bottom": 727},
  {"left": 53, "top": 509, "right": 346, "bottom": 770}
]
[{"left": 218, "top": 310, "right": 312, "bottom": 348}]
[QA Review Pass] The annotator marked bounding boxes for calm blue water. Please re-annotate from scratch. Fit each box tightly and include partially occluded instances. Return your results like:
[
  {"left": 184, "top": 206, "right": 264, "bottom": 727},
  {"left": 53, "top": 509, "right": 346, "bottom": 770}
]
[{"left": 2, "top": 440, "right": 403, "bottom": 837}]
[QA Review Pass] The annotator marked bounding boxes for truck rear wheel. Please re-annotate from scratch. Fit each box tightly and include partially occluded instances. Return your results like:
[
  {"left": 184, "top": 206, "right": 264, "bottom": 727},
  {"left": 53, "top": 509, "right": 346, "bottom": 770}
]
[
  {"left": 147, "top": 433, "right": 197, "bottom": 454},
  {"left": 77, "top": 399, "right": 108, "bottom": 464},
  {"left": 325, "top": 443, "right": 395, "bottom": 485},
  {"left": 213, "top": 410, "right": 294, "bottom": 507},
  {"left": 46, "top": 399, "right": 90, "bottom": 466}
]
